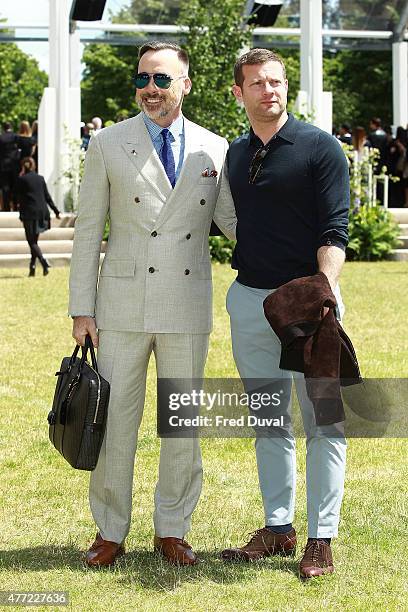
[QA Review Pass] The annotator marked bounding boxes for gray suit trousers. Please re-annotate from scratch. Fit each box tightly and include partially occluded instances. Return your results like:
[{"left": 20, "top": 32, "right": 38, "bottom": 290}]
[{"left": 90, "top": 330, "right": 209, "bottom": 543}]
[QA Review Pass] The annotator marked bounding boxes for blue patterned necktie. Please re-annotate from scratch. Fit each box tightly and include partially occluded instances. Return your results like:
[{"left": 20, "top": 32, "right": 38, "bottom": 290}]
[{"left": 159, "top": 128, "right": 176, "bottom": 188}]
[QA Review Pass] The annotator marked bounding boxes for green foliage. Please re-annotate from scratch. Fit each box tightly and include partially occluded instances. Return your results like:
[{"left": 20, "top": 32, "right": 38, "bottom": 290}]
[
  {"left": 114, "top": 0, "right": 181, "bottom": 24},
  {"left": 347, "top": 205, "right": 401, "bottom": 262},
  {"left": 177, "top": 0, "right": 252, "bottom": 141},
  {"left": 323, "top": 49, "right": 392, "bottom": 128},
  {"left": 103, "top": 216, "right": 110, "bottom": 242},
  {"left": 59, "top": 133, "right": 85, "bottom": 213},
  {"left": 80, "top": 3, "right": 393, "bottom": 129},
  {"left": 341, "top": 143, "right": 382, "bottom": 209},
  {"left": 0, "top": 43, "right": 47, "bottom": 126},
  {"left": 81, "top": 44, "right": 139, "bottom": 123},
  {"left": 209, "top": 235, "right": 235, "bottom": 264},
  {"left": 276, "top": 47, "right": 392, "bottom": 129}
]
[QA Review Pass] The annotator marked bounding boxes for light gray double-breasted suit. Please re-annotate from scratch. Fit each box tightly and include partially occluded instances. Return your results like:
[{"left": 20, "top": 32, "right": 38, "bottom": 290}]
[{"left": 69, "top": 113, "right": 236, "bottom": 543}]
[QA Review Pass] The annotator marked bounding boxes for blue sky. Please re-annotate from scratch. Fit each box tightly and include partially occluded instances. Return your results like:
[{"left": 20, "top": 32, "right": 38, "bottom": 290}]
[{"left": 0, "top": 0, "right": 129, "bottom": 74}]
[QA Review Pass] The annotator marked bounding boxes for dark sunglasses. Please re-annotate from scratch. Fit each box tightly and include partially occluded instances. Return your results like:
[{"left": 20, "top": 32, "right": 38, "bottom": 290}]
[
  {"left": 133, "top": 72, "right": 185, "bottom": 90},
  {"left": 248, "top": 145, "right": 270, "bottom": 184}
]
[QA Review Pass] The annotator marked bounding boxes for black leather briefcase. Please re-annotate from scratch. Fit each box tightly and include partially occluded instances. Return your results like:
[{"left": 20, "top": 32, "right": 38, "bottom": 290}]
[{"left": 48, "top": 336, "right": 110, "bottom": 471}]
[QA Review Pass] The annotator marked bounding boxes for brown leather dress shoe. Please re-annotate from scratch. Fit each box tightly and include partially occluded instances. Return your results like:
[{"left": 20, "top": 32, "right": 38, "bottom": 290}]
[
  {"left": 299, "top": 539, "right": 334, "bottom": 579},
  {"left": 153, "top": 536, "right": 198, "bottom": 566},
  {"left": 85, "top": 533, "right": 125, "bottom": 567},
  {"left": 221, "top": 527, "right": 297, "bottom": 561}
]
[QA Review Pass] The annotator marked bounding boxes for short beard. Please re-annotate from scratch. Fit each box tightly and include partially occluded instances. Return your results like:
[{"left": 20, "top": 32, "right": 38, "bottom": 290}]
[
  {"left": 136, "top": 92, "right": 184, "bottom": 121},
  {"left": 143, "top": 104, "right": 170, "bottom": 120}
]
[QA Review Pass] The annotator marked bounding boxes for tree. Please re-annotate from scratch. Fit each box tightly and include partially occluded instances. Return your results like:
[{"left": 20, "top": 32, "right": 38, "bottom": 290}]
[
  {"left": 80, "top": 0, "right": 394, "bottom": 129},
  {"left": 81, "top": 44, "right": 138, "bottom": 123},
  {"left": 276, "top": 0, "right": 403, "bottom": 29},
  {"left": 81, "top": 0, "right": 252, "bottom": 137},
  {"left": 323, "top": 49, "right": 392, "bottom": 128},
  {"left": 114, "top": 0, "right": 181, "bottom": 24},
  {"left": 0, "top": 43, "right": 47, "bottom": 127},
  {"left": 178, "top": 0, "right": 252, "bottom": 140}
]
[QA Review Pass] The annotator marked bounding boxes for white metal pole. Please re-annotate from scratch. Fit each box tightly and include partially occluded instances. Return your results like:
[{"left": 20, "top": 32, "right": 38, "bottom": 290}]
[
  {"left": 392, "top": 42, "right": 408, "bottom": 129},
  {"left": 69, "top": 26, "right": 82, "bottom": 89},
  {"left": 48, "top": 0, "right": 73, "bottom": 211},
  {"left": 383, "top": 175, "right": 389, "bottom": 208},
  {"left": 368, "top": 165, "right": 373, "bottom": 206},
  {"left": 300, "top": 0, "right": 323, "bottom": 128}
]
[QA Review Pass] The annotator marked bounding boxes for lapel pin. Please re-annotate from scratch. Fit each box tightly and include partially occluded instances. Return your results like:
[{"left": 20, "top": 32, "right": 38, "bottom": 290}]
[
  {"left": 131, "top": 149, "right": 137, "bottom": 156},
  {"left": 210, "top": 170, "right": 218, "bottom": 177}
]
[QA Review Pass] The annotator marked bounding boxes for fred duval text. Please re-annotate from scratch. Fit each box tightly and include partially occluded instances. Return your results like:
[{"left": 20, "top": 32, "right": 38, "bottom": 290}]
[{"left": 168, "top": 415, "right": 285, "bottom": 428}]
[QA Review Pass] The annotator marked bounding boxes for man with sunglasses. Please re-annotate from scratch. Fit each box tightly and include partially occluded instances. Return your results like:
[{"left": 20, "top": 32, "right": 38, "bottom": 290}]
[
  {"left": 69, "top": 41, "right": 236, "bottom": 568},
  {"left": 219, "top": 49, "right": 350, "bottom": 579}
]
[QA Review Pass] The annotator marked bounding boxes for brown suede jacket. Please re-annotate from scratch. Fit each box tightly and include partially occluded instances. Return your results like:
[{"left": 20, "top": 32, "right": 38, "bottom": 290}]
[{"left": 263, "top": 272, "right": 361, "bottom": 426}]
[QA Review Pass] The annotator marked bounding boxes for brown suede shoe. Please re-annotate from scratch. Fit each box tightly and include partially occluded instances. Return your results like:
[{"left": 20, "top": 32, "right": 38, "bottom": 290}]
[
  {"left": 221, "top": 527, "right": 297, "bottom": 561},
  {"left": 153, "top": 536, "right": 198, "bottom": 566},
  {"left": 299, "top": 539, "right": 334, "bottom": 579},
  {"left": 85, "top": 533, "right": 125, "bottom": 567}
]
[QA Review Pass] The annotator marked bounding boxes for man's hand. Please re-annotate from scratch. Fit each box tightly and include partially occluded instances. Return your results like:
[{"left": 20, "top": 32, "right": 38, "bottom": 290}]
[{"left": 72, "top": 316, "right": 99, "bottom": 347}]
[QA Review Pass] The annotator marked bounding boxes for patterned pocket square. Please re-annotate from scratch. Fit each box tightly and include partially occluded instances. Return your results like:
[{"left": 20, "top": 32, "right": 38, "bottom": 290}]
[{"left": 201, "top": 168, "right": 218, "bottom": 177}]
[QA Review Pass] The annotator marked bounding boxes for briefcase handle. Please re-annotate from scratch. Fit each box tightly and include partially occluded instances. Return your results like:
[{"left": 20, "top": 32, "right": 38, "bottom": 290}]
[{"left": 69, "top": 334, "right": 98, "bottom": 372}]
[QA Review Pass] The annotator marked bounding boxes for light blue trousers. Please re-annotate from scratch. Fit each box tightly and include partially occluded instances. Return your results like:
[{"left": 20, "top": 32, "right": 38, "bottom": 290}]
[{"left": 226, "top": 280, "right": 347, "bottom": 538}]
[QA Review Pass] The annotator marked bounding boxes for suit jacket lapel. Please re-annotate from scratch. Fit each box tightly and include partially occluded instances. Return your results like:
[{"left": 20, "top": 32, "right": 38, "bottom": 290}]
[
  {"left": 121, "top": 114, "right": 172, "bottom": 202},
  {"left": 155, "top": 119, "right": 206, "bottom": 229}
]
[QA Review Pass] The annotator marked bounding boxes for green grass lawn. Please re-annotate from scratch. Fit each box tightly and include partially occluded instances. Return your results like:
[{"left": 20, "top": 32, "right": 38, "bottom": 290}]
[{"left": 0, "top": 262, "right": 407, "bottom": 611}]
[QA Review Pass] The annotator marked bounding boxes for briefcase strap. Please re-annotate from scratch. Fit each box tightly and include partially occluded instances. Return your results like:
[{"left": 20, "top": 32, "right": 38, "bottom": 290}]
[
  {"left": 68, "top": 335, "right": 98, "bottom": 372},
  {"left": 81, "top": 335, "right": 98, "bottom": 372}
]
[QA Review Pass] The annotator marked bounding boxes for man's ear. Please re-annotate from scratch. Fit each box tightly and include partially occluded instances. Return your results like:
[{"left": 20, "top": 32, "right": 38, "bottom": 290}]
[
  {"left": 183, "top": 77, "right": 192, "bottom": 95},
  {"left": 232, "top": 84, "right": 243, "bottom": 104}
]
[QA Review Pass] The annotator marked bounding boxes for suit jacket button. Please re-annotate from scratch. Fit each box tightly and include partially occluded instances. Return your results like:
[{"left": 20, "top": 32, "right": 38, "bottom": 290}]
[
  {"left": 200, "top": 199, "right": 206, "bottom": 205},
  {"left": 134, "top": 197, "right": 140, "bottom": 203},
  {"left": 184, "top": 269, "right": 190, "bottom": 275},
  {"left": 186, "top": 233, "right": 191, "bottom": 240},
  {"left": 148, "top": 267, "right": 155, "bottom": 273},
  {"left": 151, "top": 231, "right": 158, "bottom": 237}
]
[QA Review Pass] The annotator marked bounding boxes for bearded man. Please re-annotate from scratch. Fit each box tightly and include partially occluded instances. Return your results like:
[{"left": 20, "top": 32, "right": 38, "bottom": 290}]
[{"left": 69, "top": 41, "right": 236, "bottom": 567}]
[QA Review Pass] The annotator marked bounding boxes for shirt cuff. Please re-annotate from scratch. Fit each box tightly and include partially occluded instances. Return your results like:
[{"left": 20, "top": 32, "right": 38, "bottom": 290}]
[{"left": 318, "top": 235, "right": 348, "bottom": 251}]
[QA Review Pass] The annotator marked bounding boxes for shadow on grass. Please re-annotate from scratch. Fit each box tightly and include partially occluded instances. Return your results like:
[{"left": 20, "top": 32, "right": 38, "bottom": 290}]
[
  {"left": 0, "top": 545, "right": 83, "bottom": 571},
  {"left": 0, "top": 275, "right": 27, "bottom": 280},
  {"left": 116, "top": 549, "right": 300, "bottom": 591},
  {"left": 0, "top": 546, "right": 300, "bottom": 589}
]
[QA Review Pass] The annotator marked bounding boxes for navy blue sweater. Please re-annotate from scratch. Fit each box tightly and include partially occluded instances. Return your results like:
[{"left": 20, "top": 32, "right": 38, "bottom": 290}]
[{"left": 227, "top": 113, "right": 350, "bottom": 289}]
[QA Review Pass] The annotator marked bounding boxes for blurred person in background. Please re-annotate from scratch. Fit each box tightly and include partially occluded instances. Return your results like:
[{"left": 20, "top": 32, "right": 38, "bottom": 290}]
[
  {"left": 81, "top": 123, "right": 94, "bottom": 151},
  {"left": 352, "top": 126, "right": 370, "bottom": 162},
  {"left": 91, "top": 116, "right": 103, "bottom": 134},
  {"left": 15, "top": 157, "right": 60, "bottom": 277},
  {"left": 337, "top": 123, "right": 352, "bottom": 146},
  {"left": 17, "top": 121, "right": 35, "bottom": 159},
  {"left": 31, "top": 120, "right": 38, "bottom": 168},
  {"left": 367, "top": 117, "right": 387, "bottom": 172},
  {"left": 394, "top": 126, "right": 408, "bottom": 207},
  {"left": 0, "top": 121, "right": 19, "bottom": 211}
]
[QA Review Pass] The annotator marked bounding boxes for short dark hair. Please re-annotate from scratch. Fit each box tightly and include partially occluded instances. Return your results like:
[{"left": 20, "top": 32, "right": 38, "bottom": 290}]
[
  {"left": 234, "top": 48, "right": 286, "bottom": 87},
  {"left": 138, "top": 41, "right": 189, "bottom": 70},
  {"left": 2, "top": 121, "right": 12, "bottom": 131},
  {"left": 370, "top": 117, "right": 382, "bottom": 128},
  {"left": 341, "top": 123, "right": 351, "bottom": 132}
]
